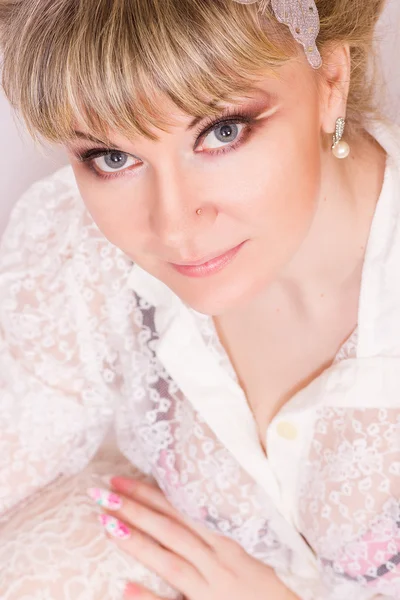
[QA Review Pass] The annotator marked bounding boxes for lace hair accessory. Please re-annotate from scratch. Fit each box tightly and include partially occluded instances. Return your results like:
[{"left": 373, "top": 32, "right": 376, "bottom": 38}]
[{"left": 232, "top": 0, "right": 322, "bottom": 69}]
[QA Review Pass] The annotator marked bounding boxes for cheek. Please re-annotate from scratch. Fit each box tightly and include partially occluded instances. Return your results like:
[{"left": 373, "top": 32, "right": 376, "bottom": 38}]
[
  {"left": 277, "top": 127, "right": 320, "bottom": 222},
  {"left": 71, "top": 166, "right": 149, "bottom": 250},
  {"left": 262, "top": 151, "right": 320, "bottom": 241},
  {"left": 230, "top": 122, "right": 321, "bottom": 244}
]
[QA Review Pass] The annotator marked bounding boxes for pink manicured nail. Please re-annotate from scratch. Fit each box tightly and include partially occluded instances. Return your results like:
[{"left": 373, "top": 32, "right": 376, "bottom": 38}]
[
  {"left": 123, "top": 582, "right": 143, "bottom": 597},
  {"left": 87, "top": 487, "right": 123, "bottom": 510},
  {"left": 99, "top": 514, "right": 131, "bottom": 539}
]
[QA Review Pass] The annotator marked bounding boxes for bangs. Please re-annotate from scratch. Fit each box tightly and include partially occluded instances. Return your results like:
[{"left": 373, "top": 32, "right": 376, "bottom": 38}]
[{"left": 1, "top": 0, "right": 294, "bottom": 146}]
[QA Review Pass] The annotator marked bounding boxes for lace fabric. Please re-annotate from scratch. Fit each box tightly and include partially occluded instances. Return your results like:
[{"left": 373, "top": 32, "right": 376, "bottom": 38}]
[
  {"left": 0, "top": 158, "right": 399, "bottom": 600},
  {"left": 0, "top": 444, "right": 181, "bottom": 600}
]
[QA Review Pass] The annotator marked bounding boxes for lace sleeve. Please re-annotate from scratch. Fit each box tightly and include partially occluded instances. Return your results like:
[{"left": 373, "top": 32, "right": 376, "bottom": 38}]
[
  {"left": 297, "top": 406, "right": 400, "bottom": 599},
  {"left": 0, "top": 166, "right": 127, "bottom": 519}
]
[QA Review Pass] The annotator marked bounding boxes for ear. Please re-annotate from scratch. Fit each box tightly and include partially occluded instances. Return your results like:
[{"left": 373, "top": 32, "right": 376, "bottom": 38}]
[{"left": 318, "top": 43, "right": 351, "bottom": 136}]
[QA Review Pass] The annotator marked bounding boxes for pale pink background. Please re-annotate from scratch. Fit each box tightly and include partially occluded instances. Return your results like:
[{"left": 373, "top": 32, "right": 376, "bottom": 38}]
[{"left": 0, "top": 0, "right": 399, "bottom": 236}]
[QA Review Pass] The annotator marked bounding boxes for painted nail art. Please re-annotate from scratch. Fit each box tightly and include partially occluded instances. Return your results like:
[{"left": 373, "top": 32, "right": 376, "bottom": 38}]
[
  {"left": 87, "top": 487, "right": 123, "bottom": 510},
  {"left": 99, "top": 514, "right": 131, "bottom": 539}
]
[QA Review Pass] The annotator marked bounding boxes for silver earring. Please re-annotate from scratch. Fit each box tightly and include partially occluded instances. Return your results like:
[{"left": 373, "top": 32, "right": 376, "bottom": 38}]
[{"left": 332, "top": 117, "right": 350, "bottom": 159}]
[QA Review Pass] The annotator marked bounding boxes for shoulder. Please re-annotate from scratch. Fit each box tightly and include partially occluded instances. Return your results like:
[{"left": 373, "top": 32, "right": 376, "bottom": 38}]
[
  {"left": 0, "top": 165, "right": 136, "bottom": 393},
  {"left": 0, "top": 164, "right": 135, "bottom": 359},
  {"left": 1, "top": 165, "right": 84, "bottom": 265},
  {"left": 0, "top": 164, "right": 133, "bottom": 286}
]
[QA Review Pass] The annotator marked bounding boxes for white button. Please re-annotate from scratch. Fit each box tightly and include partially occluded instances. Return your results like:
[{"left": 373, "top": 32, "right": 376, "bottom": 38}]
[{"left": 276, "top": 421, "right": 298, "bottom": 440}]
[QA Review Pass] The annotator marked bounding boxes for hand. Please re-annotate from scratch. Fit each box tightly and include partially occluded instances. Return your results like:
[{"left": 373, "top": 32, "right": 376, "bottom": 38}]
[{"left": 87, "top": 477, "right": 299, "bottom": 600}]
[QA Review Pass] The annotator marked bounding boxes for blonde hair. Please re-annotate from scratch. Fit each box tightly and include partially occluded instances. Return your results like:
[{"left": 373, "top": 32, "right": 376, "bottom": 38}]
[{"left": 0, "top": 0, "right": 387, "bottom": 147}]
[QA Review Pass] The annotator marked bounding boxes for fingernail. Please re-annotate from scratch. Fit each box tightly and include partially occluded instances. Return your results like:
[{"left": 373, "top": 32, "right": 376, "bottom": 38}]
[
  {"left": 99, "top": 514, "right": 131, "bottom": 539},
  {"left": 110, "top": 476, "right": 136, "bottom": 491},
  {"left": 123, "top": 582, "right": 143, "bottom": 597},
  {"left": 87, "top": 487, "right": 123, "bottom": 510}
]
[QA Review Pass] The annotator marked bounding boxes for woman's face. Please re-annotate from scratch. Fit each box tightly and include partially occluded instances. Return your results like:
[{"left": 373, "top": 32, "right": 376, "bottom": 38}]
[{"left": 66, "top": 61, "right": 326, "bottom": 316}]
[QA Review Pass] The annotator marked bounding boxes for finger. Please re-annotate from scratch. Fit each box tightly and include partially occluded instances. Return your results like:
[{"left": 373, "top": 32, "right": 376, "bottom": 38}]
[
  {"left": 105, "top": 492, "right": 218, "bottom": 580},
  {"left": 122, "top": 582, "right": 160, "bottom": 599},
  {"left": 89, "top": 483, "right": 242, "bottom": 566},
  {"left": 111, "top": 477, "right": 186, "bottom": 520},
  {"left": 100, "top": 514, "right": 206, "bottom": 599},
  {"left": 110, "top": 477, "right": 223, "bottom": 548}
]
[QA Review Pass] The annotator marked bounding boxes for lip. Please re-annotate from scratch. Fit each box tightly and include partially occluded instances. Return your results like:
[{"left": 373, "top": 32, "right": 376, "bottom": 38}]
[
  {"left": 172, "top": 243, "right": 244, "bottom": 267},
  {"left": 170, "top": 240, "right": 248, "bottom": 278}
]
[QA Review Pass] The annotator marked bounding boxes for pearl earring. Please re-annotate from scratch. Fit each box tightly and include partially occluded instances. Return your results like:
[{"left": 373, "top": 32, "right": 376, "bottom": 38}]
[{"left": 332, "top": 117, "right": 350, "bottom": 159}]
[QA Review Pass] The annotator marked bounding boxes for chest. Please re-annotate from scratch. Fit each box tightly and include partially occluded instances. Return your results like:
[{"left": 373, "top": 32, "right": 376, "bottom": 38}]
[{"left": 213, "top": 305, "right": 358, "bottom": 455}]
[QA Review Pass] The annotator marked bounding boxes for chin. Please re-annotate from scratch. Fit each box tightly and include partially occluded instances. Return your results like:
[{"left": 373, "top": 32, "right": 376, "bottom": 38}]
[{"left": 172, "top": 273, "right": 266, "bottom": 317}]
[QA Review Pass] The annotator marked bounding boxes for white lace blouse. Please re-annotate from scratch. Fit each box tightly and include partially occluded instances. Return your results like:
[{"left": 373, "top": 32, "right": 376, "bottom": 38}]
[{"left": 0, "top": 120, "right": 399, "bottom": 600}]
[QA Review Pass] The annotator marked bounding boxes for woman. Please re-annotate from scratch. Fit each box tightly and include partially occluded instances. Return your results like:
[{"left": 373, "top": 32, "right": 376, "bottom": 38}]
[{"left": 0, "top": 0, "right": 398, "bottom": 598}]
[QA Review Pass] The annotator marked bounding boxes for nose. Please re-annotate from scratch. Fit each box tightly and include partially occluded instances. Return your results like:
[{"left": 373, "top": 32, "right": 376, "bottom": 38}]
[{"left": 150, "top": 164, "right": 216, "bottom": 250}]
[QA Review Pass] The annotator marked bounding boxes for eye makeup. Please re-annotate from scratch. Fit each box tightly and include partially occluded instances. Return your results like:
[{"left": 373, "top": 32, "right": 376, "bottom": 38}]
[{"left": 70, "top": 98, "right": 278, "bottom": 181}]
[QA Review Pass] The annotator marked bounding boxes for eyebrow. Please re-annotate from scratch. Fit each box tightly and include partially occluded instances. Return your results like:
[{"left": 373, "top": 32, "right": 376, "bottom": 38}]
[
  {"left": 72, "top": 104, "right": 221, "bottom": 145},
  {"left": 72, "top": 112, "right": 208, "bottom": 145},
  {"left": 71, "top": 88, "right": 273, "bottom": 146}
]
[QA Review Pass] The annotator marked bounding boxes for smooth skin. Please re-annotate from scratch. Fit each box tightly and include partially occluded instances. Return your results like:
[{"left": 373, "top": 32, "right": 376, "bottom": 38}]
[{"left": 67, "top": 44, "right": 383, "bottom": 320}]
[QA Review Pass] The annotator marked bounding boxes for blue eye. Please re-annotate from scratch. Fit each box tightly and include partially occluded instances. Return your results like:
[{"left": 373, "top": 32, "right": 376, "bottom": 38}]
[
  {"left": 201, "top": 122, "right": 245, "bottom": 151},
  {"left": 92, "top": 151, "right": 137, "bottom": 173}
]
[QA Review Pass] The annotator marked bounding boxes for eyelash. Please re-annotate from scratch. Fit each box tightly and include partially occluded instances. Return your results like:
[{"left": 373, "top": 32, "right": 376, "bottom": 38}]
[{"left": 76, "top": 107, "right": 257, "bottom": 181}]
